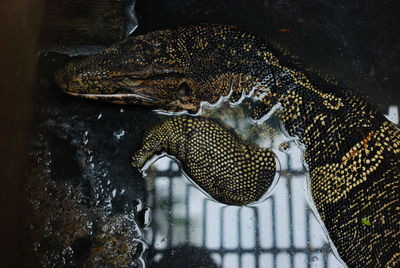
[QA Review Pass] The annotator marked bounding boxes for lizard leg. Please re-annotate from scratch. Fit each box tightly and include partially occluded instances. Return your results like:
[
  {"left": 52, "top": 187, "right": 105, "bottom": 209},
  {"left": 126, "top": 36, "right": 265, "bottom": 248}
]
[{"left": 132, "top": 116, "right": 279, "bottom": 206}]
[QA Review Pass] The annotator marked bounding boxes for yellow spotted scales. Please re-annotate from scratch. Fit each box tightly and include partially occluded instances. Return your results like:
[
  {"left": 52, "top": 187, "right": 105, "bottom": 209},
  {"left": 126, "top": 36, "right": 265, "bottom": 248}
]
[
  {"left": 131, "top": 116, "right": 276, "bottom": 206},
  {"left": 56, "top": 23, "right": 400, "bottom": 267}
]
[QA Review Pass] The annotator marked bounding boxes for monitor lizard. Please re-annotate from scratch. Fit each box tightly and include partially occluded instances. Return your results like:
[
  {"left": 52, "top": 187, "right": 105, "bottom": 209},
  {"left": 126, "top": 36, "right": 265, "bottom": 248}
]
[{"left": 55, "top": 23, "right": 399, "bottom": 267}]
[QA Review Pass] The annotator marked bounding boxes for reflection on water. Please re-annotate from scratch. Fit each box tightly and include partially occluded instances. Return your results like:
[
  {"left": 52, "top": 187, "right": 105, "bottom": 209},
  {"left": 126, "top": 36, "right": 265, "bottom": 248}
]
[
  {"left": 141, "top": 100, "right": 346, "bottom": 268},
  {"left": 144, "top": 158, "right": 341, "bottom": 267}
]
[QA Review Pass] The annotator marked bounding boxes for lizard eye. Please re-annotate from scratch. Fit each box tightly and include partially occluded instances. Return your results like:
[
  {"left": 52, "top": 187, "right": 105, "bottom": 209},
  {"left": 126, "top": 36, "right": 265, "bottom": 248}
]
[{"left": 177, "top": 82, "right": 192, "bottom": 97}]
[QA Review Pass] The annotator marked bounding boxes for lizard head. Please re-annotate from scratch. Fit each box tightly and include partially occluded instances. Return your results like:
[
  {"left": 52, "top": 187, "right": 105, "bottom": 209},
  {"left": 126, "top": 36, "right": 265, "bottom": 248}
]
[{"left": 55, "top": 24, "right": 269, "bottom": 113}]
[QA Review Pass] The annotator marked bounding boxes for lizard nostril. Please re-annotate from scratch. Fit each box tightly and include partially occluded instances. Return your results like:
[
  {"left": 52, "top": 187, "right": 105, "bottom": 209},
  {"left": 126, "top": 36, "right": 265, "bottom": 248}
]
[{"left": 68, "top": 80, "right": 80, "bottom": 88}]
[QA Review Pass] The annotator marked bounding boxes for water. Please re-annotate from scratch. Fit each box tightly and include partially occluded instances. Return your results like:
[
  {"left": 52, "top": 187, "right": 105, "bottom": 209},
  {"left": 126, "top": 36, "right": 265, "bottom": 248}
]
[
  {"left": 140, "top": 97, "right": 344, "bottom": 268},
  {"left": 140, "top": 98, "right": 400, "bottom": 267}
]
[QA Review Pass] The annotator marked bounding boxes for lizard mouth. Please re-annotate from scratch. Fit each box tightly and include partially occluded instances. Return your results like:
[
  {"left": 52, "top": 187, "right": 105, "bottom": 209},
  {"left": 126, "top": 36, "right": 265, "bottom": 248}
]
[
  {"left": 64, "top": 91, "right": 158, "bottom": 105},
  {"left": 56, "top": 67, "right": 186, "bottom": 107}
]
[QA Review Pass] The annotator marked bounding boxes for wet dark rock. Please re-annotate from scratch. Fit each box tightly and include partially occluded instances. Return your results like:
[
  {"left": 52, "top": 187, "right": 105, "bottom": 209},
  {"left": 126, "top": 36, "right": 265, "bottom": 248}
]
[
  {"left": 25, "top": 52, "right": 149, "bottom": 267},
  {"left": 24, "top": 169, "right": 146, "bottom": 267}
]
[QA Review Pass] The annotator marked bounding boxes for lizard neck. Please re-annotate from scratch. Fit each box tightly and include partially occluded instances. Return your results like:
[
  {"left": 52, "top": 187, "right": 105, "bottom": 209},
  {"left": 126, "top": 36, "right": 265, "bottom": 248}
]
[{"left": 260, "top": 67, "right": 384, "bottom": 167}]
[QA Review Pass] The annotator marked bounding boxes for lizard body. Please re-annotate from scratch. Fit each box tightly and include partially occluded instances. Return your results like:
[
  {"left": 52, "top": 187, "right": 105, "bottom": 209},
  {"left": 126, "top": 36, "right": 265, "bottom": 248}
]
[{"left": 55, "top": 24, "right": 400, "bottom": 267}]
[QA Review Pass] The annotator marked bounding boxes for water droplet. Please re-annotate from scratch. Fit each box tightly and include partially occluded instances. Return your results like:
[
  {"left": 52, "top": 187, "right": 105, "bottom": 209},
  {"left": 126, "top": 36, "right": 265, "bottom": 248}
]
[
  {"left": 86, "top": 221, "right": 93, "bottom": 229},
  {"left": 143, "top": 207, "right": 152, "bottom": 228},
  {"left": 33, "top": 242, "right": 40, "bottom": 251},
  {"left": 135, "top": 199, "right": 143, "bottom": 211},
  {"left": 114, "top": 129, "right": 126, "bottom": 139}
]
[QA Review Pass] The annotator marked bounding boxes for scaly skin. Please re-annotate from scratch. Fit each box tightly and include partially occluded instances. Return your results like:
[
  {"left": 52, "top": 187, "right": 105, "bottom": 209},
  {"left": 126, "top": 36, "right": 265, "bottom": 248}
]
[
  {"left": 131, "top": 116, "right": 277, "bottom": 206},
  {"left": 55, "top": 24, "right": 400, "bottom": 267}
]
